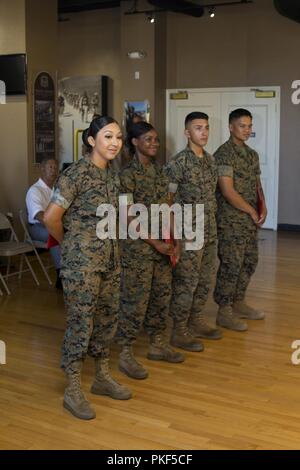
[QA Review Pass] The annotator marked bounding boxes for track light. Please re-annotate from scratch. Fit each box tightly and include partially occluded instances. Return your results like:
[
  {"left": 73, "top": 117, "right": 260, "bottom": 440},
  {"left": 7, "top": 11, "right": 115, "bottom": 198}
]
[
  {"left": 209, "top": 7, "right": 215, "bottom": 18},
  {"left": 146, "top": 12, "right": 155, "bottom": 23}
]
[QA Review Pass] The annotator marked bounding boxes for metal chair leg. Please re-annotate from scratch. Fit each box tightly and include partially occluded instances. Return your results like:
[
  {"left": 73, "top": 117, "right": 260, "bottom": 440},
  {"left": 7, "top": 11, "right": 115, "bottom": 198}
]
[
  {"left": 6, "top": 256, "right": 11, "bottom": 278},
  {"left": 0, "top": 273, "right": 11, "bottom": 295},
  {"left": 32, "top": 246, "right": 53, "bottom": 286},
  {"left": 24, "top": 255, "right": 40, "bottom": 286},
  {"left": 18, "top": 254, "right": 24, "bottom": 280}
]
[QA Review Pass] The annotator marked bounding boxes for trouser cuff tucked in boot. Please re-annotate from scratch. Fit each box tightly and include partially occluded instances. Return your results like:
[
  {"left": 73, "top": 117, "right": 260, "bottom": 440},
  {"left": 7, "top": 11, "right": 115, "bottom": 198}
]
[
  {"left": 91, "top": 357, "right": 132, "bottom": 400},
  {"left": 63, "top": 360, "right": 96, "bottom": 420},
  {"left": 216, "top": 306, "right": 248, "bottom": 332},
  {"left": 189, "top": 313, "right": 222, "bottom": 340},
  {"left": 148, "top": 333, "right": 185, "bottom": 362},
  {"left": 171, "top": 321, "right": 204, "bottom": 352},
  {"left": 119, "top": 345, "right": 148, "bottom": 380}
]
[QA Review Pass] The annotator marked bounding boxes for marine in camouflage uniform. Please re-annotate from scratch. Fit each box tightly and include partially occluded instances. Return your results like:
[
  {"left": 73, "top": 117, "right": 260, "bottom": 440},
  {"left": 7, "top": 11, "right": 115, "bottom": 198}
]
[
  {"left": 115, "top": 154, "right": 184, "bottom": 380},
  {"left": 213, "top": 128, "right": 266, "bottom": 331},
  {"left": 166, "top": 141, "right": 222, "bottom": 352},
  {"left": 51, "top": 156, "right": 131, "bottom": 419}
]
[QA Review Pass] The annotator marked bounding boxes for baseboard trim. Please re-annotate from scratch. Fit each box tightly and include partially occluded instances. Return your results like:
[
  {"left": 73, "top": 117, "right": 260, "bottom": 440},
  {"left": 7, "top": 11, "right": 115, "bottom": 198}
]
[{"left": 278, "top": 224, "right": 300, "bottom": 232}]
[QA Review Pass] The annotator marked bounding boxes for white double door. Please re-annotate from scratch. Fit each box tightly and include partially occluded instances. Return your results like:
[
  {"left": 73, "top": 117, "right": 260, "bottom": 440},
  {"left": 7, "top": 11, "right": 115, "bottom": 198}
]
[{"left": 166, "top": 87, "right": 280, "bottom": 230}]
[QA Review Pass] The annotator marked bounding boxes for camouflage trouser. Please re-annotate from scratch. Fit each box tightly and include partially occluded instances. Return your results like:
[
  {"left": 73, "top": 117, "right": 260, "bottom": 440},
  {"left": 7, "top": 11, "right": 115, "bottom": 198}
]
[
  {"left": 213, "top": 229, "right": 258, "bottom": 306},
  {"left": 115, "top": 255, "right": 172, "bottom": 346},
  {"left": 61, "top": 269, "right": 120, "bottom": 373},
  {"left": 170, "top": 240, "right": 217, "bottom": 323}
]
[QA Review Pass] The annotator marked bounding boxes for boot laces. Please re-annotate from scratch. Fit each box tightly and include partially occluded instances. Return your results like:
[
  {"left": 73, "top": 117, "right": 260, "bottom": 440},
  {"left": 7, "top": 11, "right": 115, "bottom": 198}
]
[
  {"left": 97, "top": 358, "right": 120, "bottom": 385},
  {"left": 152, "top": 334, "right": 172, "bottom": 351},
  {"left": 69, "top": 373, "right": 86, "bottom": 402}
]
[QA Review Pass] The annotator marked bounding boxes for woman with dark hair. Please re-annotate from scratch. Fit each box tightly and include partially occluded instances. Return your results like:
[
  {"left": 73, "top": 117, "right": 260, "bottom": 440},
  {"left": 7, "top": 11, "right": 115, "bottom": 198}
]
[
  {"left": 44, "top": 116, "right": 131, "bottom": 421},
  {"left": 115, "top": 121, "right": 184, "bottom": 381}
]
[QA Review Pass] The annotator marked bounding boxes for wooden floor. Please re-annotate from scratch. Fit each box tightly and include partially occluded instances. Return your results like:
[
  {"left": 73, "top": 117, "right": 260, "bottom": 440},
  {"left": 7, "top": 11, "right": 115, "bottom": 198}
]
[{"left": 0, "top": 230, "right": 300, "bottom": 450}]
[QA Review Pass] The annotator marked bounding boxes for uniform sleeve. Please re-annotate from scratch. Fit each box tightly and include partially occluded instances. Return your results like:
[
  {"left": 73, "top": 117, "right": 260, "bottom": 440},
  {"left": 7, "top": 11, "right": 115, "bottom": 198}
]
[
  {"left": 253, "top": 151, "right": 261, "bottom": 176},
  {"left": 119, "top": 169, "right": 135, "bottom": 205},
  {"left": 51, "top": 173, "right": 78, "bottom": 210},
  {"left": 164, "top": 158, "right": 184, "bottom": 194},
  {"left": 214, "top": 147, "right": 234, "bottom": 178}
]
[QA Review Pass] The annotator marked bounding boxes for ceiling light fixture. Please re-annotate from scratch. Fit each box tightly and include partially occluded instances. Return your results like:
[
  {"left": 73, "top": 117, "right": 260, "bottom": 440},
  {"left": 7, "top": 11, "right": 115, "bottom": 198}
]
[
  {"left": 209, "top": 7, "right": 215, "bottom": 17},
  {"left": 147, "top": 12, "right": 155, "bottom": 23}
]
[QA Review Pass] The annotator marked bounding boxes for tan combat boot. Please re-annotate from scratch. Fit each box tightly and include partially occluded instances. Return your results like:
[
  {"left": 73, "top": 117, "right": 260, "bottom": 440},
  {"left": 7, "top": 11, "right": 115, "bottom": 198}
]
[
  {"left": 189, "top": 313, "right": 223, "bottom": 340},
  {"left": 119, "top": 345, "right": 148, "bottom": 380},
  {"left": 233, "top": 301, "right": 265, "bottom": 320},
  {"left": 91, "top": 357, "right": 132, "bottom": 400},
  {"left": 148, "top": 333, "right": 185, "bottom": 363},
  {"left": 171, "top": 320, "right": 204, "bottom": 352},
  {"left": 63, "top": 361, "right": 96, "bottom": 420},
  {"left": 216, "top": 305, "right": 248, "bottom": 332}
]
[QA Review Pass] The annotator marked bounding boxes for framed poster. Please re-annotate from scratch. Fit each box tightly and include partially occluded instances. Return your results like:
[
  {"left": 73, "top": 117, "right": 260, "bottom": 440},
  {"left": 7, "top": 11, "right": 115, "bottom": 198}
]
[
  {"left": 123, "top": 100, "right": 150, "bottom": 132},
  {"left": 33, "top": 72, "right": 55, "bottom": 163},
  {"left": 58, "top": 75, "right": 108, "bottom": 164}
]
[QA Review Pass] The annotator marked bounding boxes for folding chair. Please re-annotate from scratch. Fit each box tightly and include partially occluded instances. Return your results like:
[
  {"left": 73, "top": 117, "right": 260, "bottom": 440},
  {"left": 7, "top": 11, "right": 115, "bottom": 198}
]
[
  {"left": 0, "top": 212, "right": 40, "bottom": 295},
  {"left": 19, "top": 209, "right": 53, "bottom": 286}
]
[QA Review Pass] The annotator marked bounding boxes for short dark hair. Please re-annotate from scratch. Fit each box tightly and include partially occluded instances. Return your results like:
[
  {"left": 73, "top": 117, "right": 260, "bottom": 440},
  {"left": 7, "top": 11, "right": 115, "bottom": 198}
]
[
  {"left": 229, "top": 108, "right": 252, "bottom": 123},
  {"left": 185, "top": 112, "right": 209, "bottom": 128},
  {"left": 40, "top": 155, "right": 57, "bottom": 167}
]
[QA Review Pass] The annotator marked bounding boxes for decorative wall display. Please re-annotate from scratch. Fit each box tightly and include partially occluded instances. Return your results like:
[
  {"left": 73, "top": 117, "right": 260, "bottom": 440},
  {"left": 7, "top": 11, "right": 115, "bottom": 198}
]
[
  {"left": 33, "top": 72, "right": 55, "bottom": 164},
  {"left": 123, "top": 100, "right": 150, "bottom": 132},
  {"left": 58, "top": 75, "right": 108, "bottom": 164}
]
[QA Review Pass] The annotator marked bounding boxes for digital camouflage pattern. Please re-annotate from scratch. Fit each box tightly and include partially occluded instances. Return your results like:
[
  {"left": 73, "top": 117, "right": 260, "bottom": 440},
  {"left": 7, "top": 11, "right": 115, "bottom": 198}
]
[
  {"left": 115, "top": 255, "right": 172, "bottom": 345},
  {"left": 165, "top": 147, "right": 218, "bottom": 323},
  {"left": 61, "top": 270, "right": 120, "bottom": 372},
  {"left": 214, "top": 137, "right": 261, "bottom": 233},
  {"left": 119, "top": 155, "right": 170, "bottom": 261},
  {"left": 214, "top": 230, "right": 258, "bottom": 306},
  {"left": 213, "top": 138, "right": 261, "bottom": 306},
  {"left": 52, "top": 157, "right": 120, "bottom": 274},
  {"left": 170, "top": 241, "right": 217, "bottom": 323},
  {"left": 165, "top": 147, "right": 218, "bottom": 243},
  {"left": 116, "top": 155, "right": 172, "bottom": 345},
  {"left": 51, "top": 157, "right": 121, "bottom": 372}
]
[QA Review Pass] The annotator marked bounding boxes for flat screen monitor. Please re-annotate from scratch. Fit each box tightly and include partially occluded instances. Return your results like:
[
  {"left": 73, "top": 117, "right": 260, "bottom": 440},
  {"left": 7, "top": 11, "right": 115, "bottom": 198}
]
[{"left": 0, "top": 54, "right": 27, "bottom": 95}]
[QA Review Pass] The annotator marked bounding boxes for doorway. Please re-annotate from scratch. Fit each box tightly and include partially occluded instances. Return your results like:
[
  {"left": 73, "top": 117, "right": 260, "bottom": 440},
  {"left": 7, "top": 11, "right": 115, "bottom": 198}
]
[{"left": 166, "top": 87, "right": 280, "bottom": 230}]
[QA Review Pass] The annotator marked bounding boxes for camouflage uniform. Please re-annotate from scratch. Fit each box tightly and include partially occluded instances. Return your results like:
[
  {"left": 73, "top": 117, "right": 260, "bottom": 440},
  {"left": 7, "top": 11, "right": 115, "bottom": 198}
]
[
  {"left": 165, "top": 147, "right": 218, "bottom": 324},
  {"left": 115, "top": 155, "right": 172, "bottom": 346},
  {"left": 51, "top": 157, "right": 120, "bottom": 373},
  {"left": 213, "top": 137, "right": 261, "bottom": 306}
]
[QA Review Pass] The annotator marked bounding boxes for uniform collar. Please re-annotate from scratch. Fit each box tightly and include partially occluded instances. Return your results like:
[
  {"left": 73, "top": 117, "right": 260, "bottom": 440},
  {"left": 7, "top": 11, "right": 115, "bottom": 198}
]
[
  {"left": 84, "top": 156, "right": 112, "bottom": 177},
  {"left": 185, "top": 145, "right": 209, "bottom": 161},
  {"left": 131, "top": 154, "right": 158, "bottom": 174},
  {"left": 228, "top": 136, "right": 249, "bottom": 154}
]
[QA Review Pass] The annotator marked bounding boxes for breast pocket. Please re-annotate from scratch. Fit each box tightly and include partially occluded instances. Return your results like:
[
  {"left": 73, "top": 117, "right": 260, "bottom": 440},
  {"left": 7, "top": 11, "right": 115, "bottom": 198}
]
[{"left": 180, "top": 167, "right": 204, "bottom": 203}]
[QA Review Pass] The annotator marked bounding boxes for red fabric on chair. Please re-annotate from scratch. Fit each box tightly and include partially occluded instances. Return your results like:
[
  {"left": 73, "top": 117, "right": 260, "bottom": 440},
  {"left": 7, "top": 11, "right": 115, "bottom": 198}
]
[{"left": 47, "top": 234, "right": 59, "bottom": 249}]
